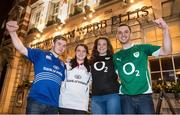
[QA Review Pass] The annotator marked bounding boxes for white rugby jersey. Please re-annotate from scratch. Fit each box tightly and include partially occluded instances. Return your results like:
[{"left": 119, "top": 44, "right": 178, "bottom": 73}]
[{"left": 59, "top": 63, "right": 92, "bottom": 111}]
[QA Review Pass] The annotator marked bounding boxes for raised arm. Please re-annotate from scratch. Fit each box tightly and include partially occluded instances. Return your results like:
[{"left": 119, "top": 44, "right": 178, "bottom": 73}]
[
  {"left": 6, "top": 21, "right": 28, "bottom": 56},
  {"left": 154, "top": 18, "right": 172, "bottom": 56}
]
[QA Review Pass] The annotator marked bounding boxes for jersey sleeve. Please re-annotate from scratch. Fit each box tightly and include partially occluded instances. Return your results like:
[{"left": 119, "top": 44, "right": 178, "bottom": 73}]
[
  {"left": 62, "top": 66, "right": 66, "bottom": 81},
  {"left": 113, "top": 54, "right": 118, "bottom": 73},
  {"left": 139, "top": 44, "right": 161, "bottom": 56},
  {"left": 26, "top": 48, "right": 42, "bottom": 63}
]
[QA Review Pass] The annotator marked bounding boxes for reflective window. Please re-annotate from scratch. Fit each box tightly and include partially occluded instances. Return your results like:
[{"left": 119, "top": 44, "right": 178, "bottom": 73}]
[
  {"left": 161, "top": 57, "right": 173, "bottom": 70},
  {"left": 150, "top": 59, "right": 160, "bottom": 71},
  {"left": 174, "top": 55, "right": 180, "bottom": 69}
]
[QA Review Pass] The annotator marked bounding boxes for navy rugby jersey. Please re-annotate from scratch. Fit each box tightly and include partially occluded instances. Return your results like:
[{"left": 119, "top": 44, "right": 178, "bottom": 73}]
[
  {"left": 91, "top": 55, "right": 119, "bottom": 96},
  {"left": 26, "top": 48, "right": 66, "bottom": 107}
]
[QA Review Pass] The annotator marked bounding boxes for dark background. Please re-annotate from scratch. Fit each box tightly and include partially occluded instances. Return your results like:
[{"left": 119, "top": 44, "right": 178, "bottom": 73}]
[{"left": 0, "top": 0, "right": 37, "bottom": 42}]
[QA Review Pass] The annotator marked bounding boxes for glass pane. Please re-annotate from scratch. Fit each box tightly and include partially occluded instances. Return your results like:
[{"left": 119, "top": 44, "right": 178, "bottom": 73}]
[
  {"left": 163, "top": 71, "right": 175, "bottom": 82},
  {"left": 174, "top": 55, "right": 180, "bottom": 69},
  {"left": 175, "top": 70, "right": 180, "bottom": 80},
  {"left": 149, "top": 59, "right": 160, "bottom": 71},
  {"left": 151, "top": 72, "right": 161, "bottom": 81},
  {"left": 161, "top": 57, "right": 173, "bottom": 70}
]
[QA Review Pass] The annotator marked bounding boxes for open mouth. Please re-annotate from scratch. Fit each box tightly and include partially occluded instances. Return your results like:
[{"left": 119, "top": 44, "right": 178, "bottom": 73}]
[{"left": 121, "top": 37, "right": 127, "bottom": 40}]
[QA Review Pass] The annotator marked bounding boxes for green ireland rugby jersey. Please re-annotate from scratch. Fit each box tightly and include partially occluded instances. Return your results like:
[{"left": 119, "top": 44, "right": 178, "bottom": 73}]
[{"left": 113, "top": 44, "right": 160, "bottom": 95}]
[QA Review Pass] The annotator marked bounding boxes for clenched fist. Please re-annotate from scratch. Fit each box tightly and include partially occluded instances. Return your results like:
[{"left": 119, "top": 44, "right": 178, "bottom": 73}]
[
  {"left": 153, "top": 18, "right": 168, "bottom": 30},
  {"left": 6, "top": 21, "right": 19, "bottom": 32}
]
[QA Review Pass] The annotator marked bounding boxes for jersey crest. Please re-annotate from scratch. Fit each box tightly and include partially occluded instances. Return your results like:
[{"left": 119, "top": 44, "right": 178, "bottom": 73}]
[
  {"left": 133, "top": 52, "right": 139, "bottom": 58},
  {"left": 46, "top": 55, "right": 52, "bottom": 60}
]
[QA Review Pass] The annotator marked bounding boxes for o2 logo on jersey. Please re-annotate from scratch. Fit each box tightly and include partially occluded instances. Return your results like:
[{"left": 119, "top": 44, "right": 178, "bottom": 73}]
[
  {"left": 123, "top": 62, "right": 140, "bottom": 77},
  {"left": 94, "top": 61, "right": 108, "bottom": 72}
]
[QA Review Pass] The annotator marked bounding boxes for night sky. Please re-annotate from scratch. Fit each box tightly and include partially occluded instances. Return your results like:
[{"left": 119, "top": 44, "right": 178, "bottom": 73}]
[
  {"left": 0, "top": 0, "right": 14, "bottom": 26},
  {"left": 0, "top": 0, "right": 14, "bottom": 42},
  {"left": 0, "top": 0, "right": 36, "bottom": 42}
]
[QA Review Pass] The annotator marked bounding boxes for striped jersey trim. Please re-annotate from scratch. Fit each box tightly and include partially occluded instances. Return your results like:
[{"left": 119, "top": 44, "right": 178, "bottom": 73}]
[{"left": 34, "top": 72, "right": 62, "bottom": 85}]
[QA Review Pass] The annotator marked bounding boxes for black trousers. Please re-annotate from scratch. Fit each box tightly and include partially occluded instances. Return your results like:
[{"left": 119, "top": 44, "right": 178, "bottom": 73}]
[{"left": 59, "top": 107, "right": 87, "bottom": 114}]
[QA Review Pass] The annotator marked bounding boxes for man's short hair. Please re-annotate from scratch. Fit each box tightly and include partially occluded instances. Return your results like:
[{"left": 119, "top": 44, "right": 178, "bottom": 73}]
[
  {"left": 118, "top": 23, "right": 131, "bottom": 32},
  {"left": 53, "top": 35, "right": 67, "bottom": 43}
]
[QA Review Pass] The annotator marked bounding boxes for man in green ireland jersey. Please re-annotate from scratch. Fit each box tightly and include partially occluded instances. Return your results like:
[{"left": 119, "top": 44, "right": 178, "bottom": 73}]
[{"left": 113, "top": 18, "right": 172, "bottom": 114}]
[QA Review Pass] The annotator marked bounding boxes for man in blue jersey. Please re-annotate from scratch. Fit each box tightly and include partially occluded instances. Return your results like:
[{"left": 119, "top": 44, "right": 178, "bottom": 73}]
[
  {"left": 113, "top": 18, "right": 172, "bottom": 114},
  {"left": 6, "top": 21, "right": 67, "bottom": 114}
]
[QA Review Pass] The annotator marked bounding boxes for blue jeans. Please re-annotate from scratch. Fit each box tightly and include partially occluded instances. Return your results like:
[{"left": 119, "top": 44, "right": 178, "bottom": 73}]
[
  {"left": 121, "top": 94, "right": 155, "bottom": 114},
  {"left": 91, "top": 93, "right": 121, "bottom": 114},
  {"left": 26, "top": 98, "right": 59, "bottom": 114}
]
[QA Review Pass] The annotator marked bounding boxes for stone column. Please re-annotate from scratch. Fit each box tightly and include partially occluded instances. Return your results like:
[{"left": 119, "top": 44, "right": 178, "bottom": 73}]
[{"left": 0, "top": 5, "right": 32, "bottom": 114}]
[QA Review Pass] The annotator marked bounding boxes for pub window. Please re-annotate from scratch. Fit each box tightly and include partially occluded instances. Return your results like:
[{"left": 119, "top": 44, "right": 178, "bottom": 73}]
[
  {"left": 53, "top": 2, "right": 59, "bottom": 15},
  {"left": 35, "top": 11, "right": 41, "bottom": 23}
]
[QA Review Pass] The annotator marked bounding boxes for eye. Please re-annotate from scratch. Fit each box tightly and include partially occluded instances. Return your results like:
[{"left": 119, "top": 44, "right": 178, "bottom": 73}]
[
  {"left": 98, "top": 43, "right": 101, "bottom": 46},
  {"left": 117, "top": 31, "right": 122, "bottom": 35},
  {"left": 125, "top": 30, "right": 129, "bottom": 34}
]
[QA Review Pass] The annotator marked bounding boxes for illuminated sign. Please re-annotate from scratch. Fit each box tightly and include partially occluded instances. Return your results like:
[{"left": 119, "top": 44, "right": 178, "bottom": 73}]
[{"left": 63, "top": 6, "right": 153, "bottom": 40}]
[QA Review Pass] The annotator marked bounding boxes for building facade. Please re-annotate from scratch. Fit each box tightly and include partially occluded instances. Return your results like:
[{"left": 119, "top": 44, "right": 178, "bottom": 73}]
[{"left": 0, "top": 0, "right": 180, "bottom": 113}]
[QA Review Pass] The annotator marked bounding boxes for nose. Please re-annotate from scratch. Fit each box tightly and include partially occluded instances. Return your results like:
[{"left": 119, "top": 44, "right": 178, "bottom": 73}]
[
  {"left": 100, "top": 45, "right": 104, "bottom": 48},
  {"left": 79, "top": 51, "right": 84, "bottom": 55},
  {"left": 122, "top": 32, "right": 125, "bottom": 37}
]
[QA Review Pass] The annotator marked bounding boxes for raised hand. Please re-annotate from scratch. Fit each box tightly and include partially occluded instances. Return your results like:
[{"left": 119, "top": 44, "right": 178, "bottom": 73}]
[
  {"left": 6, "top": 21, "right": 19, "bottom": 33},
  {"left": 153, "top": 18, "right": 168, "bottom": 30}
]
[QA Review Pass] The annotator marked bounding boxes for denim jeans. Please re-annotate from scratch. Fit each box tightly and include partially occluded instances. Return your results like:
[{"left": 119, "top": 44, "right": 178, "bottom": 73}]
[
  {"left": 26, "top": 98, "right": 59, "bottom": 114},
  {"left": 91, "top": 93, "right": 121, "bottom": 114},
  {"left": 121, "top": 94, "right": 155, "bottom": 114}
]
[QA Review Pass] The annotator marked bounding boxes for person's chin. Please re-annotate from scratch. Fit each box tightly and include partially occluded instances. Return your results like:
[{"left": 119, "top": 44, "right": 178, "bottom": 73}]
[
  {"left": 56, "top": 51, "right": 62, "bottom": 55},
  {"left": 120, "top": 40, "right": 128, "bottom": 44}
]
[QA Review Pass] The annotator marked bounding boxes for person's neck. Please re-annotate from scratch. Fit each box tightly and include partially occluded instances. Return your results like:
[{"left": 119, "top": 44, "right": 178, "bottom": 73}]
[
  {"left": 122, "top": 42, "right": 133, "bottom": 50},
  {"left": 77, "top": 59, "right": 84, "bottom": 65},
  {"left": 50, "top": 49, "right": 59, "bottom": 58},
  {"left": 99, "top": 53, "right": 107, "bottom": 56}
]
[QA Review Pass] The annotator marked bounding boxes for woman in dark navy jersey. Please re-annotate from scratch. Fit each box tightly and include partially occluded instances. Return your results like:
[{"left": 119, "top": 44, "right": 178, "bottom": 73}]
[{"left": 90, "top": 37, "right": 121, "bottom": 114}]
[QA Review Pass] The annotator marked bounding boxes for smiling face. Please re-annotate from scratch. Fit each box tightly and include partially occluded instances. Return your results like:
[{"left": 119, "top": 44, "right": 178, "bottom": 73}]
[
  {"left": 52, "top": 39, "right": 67, "bottom": 55},
  {"left": 97, "top": 39, "right": 108, "bottom": 56},
  {"left": 116, "top": 25, "right": 131, "bottom": 44},
  {"left": 75, "top": 45, "right": 88, "bottom": 62}
]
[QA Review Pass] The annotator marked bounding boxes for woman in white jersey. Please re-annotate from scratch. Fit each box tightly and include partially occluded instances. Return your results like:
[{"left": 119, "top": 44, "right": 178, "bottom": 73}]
[{"left": 59, "top": 44, "right": 91, "bottom": 114}]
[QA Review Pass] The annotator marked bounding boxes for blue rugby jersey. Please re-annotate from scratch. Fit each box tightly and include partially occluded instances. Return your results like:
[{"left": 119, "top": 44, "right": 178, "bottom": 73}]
[{"left": 26, "top": 48, "right": 66, "bottom": 107}]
